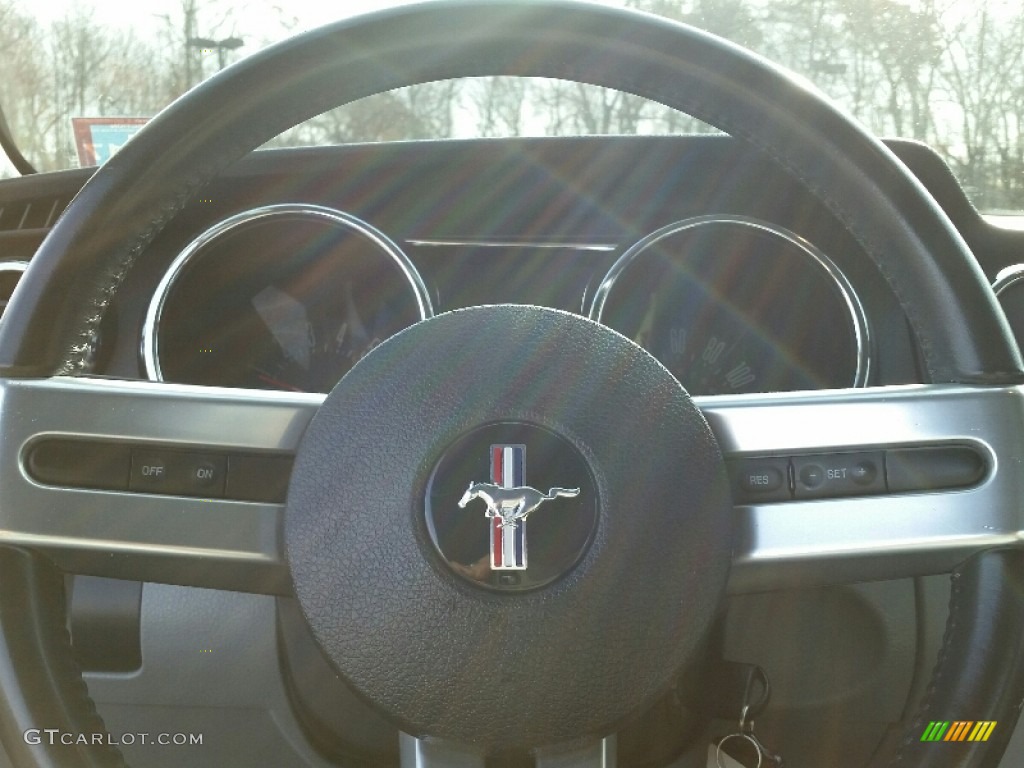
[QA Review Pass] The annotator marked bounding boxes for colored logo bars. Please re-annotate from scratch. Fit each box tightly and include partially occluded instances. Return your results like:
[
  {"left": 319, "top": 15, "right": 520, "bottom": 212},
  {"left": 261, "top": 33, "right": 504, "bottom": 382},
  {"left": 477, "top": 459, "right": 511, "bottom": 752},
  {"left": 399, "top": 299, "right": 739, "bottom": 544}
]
[
  {"left": 489, "top": 444, "right": 526, "bottom": 570},
  {"left": 920, "top": 721, "right": 997, "bottom": 742}
]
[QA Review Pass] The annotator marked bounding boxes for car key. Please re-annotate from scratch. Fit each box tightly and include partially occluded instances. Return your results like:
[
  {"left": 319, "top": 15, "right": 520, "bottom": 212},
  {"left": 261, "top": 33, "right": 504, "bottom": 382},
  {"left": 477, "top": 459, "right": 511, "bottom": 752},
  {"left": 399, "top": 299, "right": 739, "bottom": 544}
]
[{"left": 710, "top": 662, "right": 784, "bottom": 768}]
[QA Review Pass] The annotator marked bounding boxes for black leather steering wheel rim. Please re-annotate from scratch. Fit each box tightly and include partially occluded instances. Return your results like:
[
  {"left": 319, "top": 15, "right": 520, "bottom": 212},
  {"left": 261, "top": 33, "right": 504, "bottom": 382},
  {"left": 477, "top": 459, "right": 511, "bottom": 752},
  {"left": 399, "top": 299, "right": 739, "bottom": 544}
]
[{"left": 0, "top": 2, "right": 1022, "bottom": 766}]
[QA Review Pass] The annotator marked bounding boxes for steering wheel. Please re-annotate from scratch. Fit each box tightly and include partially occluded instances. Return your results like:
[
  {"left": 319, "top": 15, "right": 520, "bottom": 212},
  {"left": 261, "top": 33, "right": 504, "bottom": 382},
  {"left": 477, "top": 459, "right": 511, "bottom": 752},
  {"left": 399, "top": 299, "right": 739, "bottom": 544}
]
[{"left": 2, "top": 2, "right": 1024, "bottom": 766}]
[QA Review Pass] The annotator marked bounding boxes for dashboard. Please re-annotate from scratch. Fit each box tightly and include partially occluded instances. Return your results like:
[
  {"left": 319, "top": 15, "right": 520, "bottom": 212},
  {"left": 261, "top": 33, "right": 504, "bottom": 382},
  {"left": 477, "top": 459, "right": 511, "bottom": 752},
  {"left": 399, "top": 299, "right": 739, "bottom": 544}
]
[
  {"left": 2, "top": 135, "right": 1024, "bottom": 768},
  {"left": 140, "top": 203, "right": 869, "bottom": 397},
  {"left": 4, "top": 136, "right": 972, "bottom": 395}
]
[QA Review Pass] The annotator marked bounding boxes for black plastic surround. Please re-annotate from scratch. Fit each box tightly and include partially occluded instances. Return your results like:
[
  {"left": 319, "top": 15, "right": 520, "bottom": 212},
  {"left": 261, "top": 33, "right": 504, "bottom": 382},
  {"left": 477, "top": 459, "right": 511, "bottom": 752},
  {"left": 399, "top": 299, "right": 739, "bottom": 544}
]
[
  {"left": 25, "top": 439, "right": 292, "bottom": 502},
  {"left": 729, "top": 445, "right": 988, "bottom": 503}
]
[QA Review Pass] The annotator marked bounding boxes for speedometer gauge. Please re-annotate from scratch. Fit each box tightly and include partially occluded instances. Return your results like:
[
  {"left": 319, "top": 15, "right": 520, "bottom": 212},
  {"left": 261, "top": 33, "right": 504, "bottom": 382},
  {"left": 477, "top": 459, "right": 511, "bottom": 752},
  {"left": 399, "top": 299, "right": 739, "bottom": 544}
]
[
  {"left": 590, "top": 216, "right": 870, "bottom": 395},
  {"left": 143, "top": 204, "right": 432, "bottom": 393}
]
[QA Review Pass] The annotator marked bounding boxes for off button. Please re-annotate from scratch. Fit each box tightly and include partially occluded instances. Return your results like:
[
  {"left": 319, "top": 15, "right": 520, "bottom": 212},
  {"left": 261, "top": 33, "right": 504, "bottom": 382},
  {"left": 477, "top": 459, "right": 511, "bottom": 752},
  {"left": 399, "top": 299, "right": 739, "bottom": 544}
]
[{"left": 131, "top": 453, "right": 170, "bottom": 490}]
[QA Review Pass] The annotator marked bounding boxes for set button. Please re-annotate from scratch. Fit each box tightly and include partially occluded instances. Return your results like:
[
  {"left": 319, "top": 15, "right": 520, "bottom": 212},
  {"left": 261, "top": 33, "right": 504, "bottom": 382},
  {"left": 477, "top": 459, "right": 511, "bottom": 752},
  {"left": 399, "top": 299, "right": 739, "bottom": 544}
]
[{"left": 792, "top": 452, "right": 884, "bottom": 498}]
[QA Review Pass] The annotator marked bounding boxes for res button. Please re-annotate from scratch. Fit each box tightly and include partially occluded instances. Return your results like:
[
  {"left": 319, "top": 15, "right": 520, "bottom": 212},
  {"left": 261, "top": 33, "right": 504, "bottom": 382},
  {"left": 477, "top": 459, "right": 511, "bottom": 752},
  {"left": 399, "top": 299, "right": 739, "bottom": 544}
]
[{"left": 729, "top": 458, "right": 791, "bottom": 502}]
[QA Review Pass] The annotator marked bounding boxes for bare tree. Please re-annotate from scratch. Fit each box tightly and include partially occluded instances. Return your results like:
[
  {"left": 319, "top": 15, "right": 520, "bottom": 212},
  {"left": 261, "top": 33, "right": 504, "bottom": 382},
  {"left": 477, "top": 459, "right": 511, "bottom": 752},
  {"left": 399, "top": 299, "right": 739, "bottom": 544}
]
[
  {"left": 934, "top": 3, "right": 1024, "bottom": 208},
  {"left": 0, "top": 2, "right": 51, "bottom": 169},
  {"left": 474, "top": 77, "right": 528, "bottom": 137},
  {"left": 840, "top": 0, "right": 941, "bottom": 139}
]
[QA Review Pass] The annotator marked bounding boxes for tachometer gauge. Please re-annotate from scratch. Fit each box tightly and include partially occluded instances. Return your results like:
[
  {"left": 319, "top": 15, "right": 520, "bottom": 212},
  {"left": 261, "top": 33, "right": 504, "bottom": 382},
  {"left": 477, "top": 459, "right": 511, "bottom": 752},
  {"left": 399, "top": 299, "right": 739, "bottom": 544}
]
[
  {"left": 590, "top": 216, "right": 870, "bottom": 395},
  {"left": 143, "top": 204, "right": 432, "bottom": 393}
]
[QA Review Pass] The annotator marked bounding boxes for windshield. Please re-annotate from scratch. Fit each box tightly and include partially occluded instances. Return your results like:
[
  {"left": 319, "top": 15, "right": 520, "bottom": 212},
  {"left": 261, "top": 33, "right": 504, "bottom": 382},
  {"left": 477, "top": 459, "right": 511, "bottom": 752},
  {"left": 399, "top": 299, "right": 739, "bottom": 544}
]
[{"left": 1, "top": 0, "right": 1022, "bottom": 214}]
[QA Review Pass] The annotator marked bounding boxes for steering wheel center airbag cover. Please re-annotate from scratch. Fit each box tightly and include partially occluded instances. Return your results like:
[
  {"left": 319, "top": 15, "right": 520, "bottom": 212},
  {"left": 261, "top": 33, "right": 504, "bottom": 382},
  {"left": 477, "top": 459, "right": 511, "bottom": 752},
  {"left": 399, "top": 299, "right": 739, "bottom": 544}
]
[{"left": 285, "top": 305, "right": 731, "bottom": 747}]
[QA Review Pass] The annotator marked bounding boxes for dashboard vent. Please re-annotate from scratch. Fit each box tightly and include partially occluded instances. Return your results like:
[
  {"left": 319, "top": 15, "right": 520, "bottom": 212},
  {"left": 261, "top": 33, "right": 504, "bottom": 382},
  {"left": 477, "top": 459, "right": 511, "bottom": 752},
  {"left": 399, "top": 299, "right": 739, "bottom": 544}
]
[{"left": 0, "top": 196, "right": 67, "bottom": 232}]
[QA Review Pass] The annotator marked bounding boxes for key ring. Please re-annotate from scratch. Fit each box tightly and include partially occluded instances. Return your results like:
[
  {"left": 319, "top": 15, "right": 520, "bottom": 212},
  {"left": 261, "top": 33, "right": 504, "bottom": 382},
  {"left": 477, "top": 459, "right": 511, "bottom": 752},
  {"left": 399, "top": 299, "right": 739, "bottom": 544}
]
[
  {"left": 716, "top": 704, "right": 783, "bottom": 767},
  {"left": 716, "top": 732, "right": 763, "bottom": 768}
]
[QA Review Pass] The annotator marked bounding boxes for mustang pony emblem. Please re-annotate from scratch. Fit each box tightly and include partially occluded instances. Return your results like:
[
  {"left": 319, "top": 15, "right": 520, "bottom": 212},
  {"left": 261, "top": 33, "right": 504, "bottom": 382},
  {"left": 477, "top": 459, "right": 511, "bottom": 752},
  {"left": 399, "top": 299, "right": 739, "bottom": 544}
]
[
  {"left": 457, "top": 444, "right": 580, "bottom": 570},
  {"left": 458, "top": 482, "right": 581, "bottom": 528}
]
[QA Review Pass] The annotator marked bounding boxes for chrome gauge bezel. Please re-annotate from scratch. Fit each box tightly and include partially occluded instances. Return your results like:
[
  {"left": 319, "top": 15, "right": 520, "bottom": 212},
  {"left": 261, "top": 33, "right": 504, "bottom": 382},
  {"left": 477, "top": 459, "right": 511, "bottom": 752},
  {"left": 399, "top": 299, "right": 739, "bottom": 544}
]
[
  {"left": 0, "top": 261, "right": 29, "bottom": 276},
  {"left": 142, "top": 203, "right": 434, "bottom": 383},
  {"left": 993, "top": 264, "right": 1024, "bottom": 297},
  {"left": 588, "top": 215, "right": 871, "bottom": 389}
]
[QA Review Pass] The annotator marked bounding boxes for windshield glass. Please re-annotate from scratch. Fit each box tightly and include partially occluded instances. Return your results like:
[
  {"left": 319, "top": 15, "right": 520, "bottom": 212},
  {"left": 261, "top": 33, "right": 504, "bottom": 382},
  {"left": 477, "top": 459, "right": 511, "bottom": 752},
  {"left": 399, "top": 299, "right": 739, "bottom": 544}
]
[{"left": 1, "top": 0, "right": 1021, "bottom": 214}]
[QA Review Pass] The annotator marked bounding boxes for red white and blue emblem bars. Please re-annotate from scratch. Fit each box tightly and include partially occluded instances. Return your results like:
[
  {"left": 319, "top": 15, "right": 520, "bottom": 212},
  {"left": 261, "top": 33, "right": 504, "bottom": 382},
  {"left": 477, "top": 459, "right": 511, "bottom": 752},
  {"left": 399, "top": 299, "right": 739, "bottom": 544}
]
[{"left": 491, "top": 444, "right": 526, "bottom": 570}]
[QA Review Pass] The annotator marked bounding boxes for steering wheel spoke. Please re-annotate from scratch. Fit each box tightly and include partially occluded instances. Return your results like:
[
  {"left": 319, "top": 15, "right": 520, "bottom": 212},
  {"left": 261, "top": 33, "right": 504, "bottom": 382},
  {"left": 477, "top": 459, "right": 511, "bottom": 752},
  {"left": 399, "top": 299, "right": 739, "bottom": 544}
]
[
  {"left": 399, "top": 734, "right": 487, "bottom": 768},
  {"left": 698, "top": 384, "right": 1024, "bottom": 592},
  {"left": 533, "top": 735, "right": 617, "bottom": 767},
  {"left": 398, "top": 733, "right": 616, "bottom": 768},
  {"left": 0, "top": 376, "right": 321, "bottom": 593}
]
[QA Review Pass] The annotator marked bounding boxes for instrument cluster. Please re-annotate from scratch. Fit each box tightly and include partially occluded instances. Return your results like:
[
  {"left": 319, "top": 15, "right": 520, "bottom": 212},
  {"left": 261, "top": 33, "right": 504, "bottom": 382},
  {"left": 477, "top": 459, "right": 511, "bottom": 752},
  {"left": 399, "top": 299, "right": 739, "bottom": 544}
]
[
  {"left": 143, "top": 207, "right": 871, "bottom": 397},
  {"left": 143, "top": 204, "right": 431, "bottom": 394}
]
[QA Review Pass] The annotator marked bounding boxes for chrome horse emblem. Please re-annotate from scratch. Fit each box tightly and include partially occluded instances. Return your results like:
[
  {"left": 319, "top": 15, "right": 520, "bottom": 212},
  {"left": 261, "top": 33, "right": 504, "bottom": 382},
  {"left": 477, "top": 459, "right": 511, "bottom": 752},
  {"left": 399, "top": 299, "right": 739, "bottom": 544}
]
[
  {"left": 458, "top": 445, "right": 580, "bottom": 570},
  {"left": 458, "top": 483, "right": 581, "bottom": 528}
]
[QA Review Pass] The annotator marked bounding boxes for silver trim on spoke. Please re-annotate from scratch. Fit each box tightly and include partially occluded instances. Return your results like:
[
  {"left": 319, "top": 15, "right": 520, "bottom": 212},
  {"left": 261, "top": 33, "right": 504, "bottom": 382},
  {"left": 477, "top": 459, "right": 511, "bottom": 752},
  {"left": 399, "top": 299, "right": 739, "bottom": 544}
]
[
  {"left": 142, "top": 203, "right": 434, "bottom": 383},
  {"left": 587, "top": 215, "right": 872, "bottom": 388},
  {"left": 0, "top": 377, "right": 323, "bottom": 593},
  {"left": 697, "top": 384, "right": 1024, "bottom": 591},
  {"left": 2, "top": 379, "right": 1022, "bottom": 594}
]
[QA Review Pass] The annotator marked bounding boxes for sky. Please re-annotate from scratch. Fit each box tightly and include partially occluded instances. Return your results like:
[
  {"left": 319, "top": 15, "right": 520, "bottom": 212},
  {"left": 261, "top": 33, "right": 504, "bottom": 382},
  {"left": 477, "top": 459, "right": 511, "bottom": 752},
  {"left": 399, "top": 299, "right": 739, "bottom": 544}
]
[
  {"left": 22, "top": 0, "right": 628, "bottom": 48},
  {"left": 26, "top": 0, "right": 460, "bottom": 29}
]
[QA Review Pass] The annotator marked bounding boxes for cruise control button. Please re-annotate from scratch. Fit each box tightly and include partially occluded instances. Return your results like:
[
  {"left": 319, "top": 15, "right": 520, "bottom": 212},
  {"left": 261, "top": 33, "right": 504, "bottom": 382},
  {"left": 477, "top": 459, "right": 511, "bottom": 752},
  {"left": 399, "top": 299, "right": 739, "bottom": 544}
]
[
  {"left": 130, "top": 451, "right": 225, "bottom": 497},
  {"left": 850, "top": 460, "right": 877, "bottom": 486},
  {"left": 799, "top": 464, "right": 824, "bottom": 489},
  {"left": 793, "top": 452, "right": 884, "bottom": 499},
  {"left": 194, "top": 463, "right": 217, "bottom": 485},
  {"left": 180, "top": 455, "right": 226, "bottom": 495},
  {"left": 728, "top": 458, "right": 790, "bottom": 502},
  {"left": 131, "top": 453, "right": 169, "bottom": 490}
]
